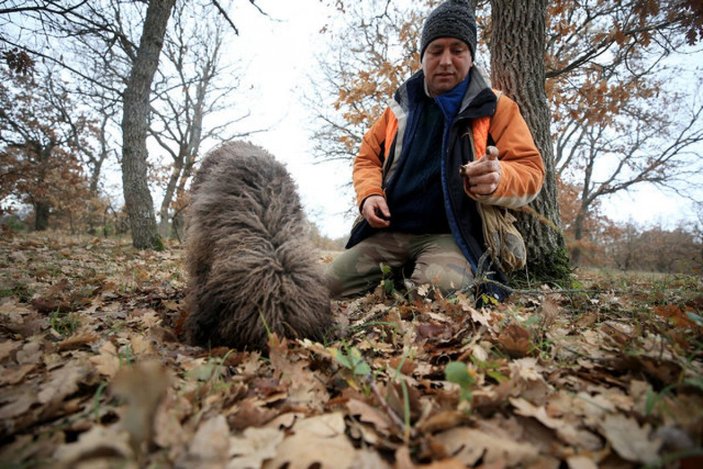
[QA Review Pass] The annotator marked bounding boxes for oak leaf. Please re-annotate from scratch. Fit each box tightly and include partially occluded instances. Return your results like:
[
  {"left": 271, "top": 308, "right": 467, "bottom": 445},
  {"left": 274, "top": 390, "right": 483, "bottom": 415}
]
[
  {"left": 497, "top": 323, "right": 531, "bottom": 358},
  {"left": 262, "top": 412, "right": 356, "bottom": 469},
  {"left": 229, "top": 427, "right": 283, "bottom": 469},
  {"left": 89, "top": 340, "right": 120, "bottom": 378},
  {"left": 598, "top": 413, "right": 662, "bottom": 464},
  {"left": 37, "top": 362, "right": 88, "bottom": 406},
  {"left": 433, "top": 426, "right": 539, "bottom": 466}
]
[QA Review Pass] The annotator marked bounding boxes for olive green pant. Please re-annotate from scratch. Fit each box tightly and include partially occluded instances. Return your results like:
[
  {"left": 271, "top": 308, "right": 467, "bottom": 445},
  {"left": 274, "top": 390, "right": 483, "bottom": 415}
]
[{"left": 325, "top": 232, "right": 474, "bottom": 298}]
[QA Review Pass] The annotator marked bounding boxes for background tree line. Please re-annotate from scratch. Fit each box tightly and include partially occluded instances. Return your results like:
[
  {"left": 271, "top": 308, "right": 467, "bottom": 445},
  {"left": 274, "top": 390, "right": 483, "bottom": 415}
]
[
  {"left": 0, "top": 0, "right": 257, "bottom": 242},
  {"left": 1, "top": 0, "right": 702, "bottom": 280}
]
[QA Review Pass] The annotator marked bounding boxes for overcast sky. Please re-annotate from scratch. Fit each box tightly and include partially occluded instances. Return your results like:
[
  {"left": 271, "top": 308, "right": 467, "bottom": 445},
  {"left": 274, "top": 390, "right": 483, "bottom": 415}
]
[
  {"left": 206, "top": 0, "right": 356, "bottom": 239},
  {"left": 186, "top": 0, "right": 702, "bottom": 239}
]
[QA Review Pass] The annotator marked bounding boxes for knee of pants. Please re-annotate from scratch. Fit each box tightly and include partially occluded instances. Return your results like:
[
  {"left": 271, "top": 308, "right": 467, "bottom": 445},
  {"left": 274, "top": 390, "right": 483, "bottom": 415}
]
[
  {"left": 410, "top": 263, "right": 473, "bottom": 293},
  {"left": 323, "top": 264, "right": 345, "bottom": 298},
  {"left": 323, "top": 260, "right": 381, "bottom": 299}
]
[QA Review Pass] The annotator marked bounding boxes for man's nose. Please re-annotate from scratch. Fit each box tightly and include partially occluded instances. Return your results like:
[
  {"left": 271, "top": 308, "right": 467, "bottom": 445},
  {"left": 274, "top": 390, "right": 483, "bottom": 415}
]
[{"left": 439, "top": 50, "right": 452, "bottom": 66}]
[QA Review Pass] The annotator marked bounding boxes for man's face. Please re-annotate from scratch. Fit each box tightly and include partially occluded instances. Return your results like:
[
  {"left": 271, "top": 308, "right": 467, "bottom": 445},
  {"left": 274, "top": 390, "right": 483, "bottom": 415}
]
[{"left": 422, "top": 38, "right": 473, "bottom": 96}]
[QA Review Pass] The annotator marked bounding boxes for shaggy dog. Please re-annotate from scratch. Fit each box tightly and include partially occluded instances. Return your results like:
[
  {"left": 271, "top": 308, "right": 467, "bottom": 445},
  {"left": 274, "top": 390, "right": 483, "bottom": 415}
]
[{"left": 184, "top": 141, "right": 331, "bottom": 350}]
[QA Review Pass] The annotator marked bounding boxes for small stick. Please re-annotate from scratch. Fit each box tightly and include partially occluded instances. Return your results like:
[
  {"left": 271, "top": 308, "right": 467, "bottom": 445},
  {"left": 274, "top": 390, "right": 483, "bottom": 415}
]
[{"left": 368, "top": 379, "right": 407, "bottom": 435}]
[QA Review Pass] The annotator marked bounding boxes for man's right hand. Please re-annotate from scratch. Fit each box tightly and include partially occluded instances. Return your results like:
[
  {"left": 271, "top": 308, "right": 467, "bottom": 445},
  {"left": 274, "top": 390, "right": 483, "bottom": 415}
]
[{"left": 361, "top": 195, "right": 391, "bottom": 228}]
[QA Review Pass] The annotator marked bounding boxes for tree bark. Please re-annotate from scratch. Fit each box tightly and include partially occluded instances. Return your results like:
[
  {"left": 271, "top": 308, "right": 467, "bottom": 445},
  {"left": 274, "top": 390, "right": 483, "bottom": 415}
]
[
  {"left": 34, "top": 201, "right": 50, "bottom": 231},
  {"left": 489, "top": 0, "right": 571, "bottom": 284},
  {"left": 89, "top": 114, "right": 111, "bottom": 195},
  {"left": 121, "top": 0, "right": 176, "bottom": 250},
  {"left": 571, "top": 211, "right": 585, "bottom": 265},
  {"left": 158, "top": 152, "right": 183, "bottom": 236}
]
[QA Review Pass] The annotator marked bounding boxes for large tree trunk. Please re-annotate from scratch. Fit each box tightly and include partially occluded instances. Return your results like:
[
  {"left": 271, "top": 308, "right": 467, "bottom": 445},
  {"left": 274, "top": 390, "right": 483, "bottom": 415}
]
[
  {"left": 489, "top": 0, "right": 571, "bottom": 284},
  {"left": 121, "top": 0, "right": 176, "bottom": 250},
  {"left": 34, "top": 201, "right": 50, "bottom": 231}
]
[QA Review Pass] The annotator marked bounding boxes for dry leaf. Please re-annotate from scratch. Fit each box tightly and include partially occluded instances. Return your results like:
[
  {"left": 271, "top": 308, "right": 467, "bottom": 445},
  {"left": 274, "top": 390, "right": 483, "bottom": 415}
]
[
  {"left": 16, "top": 340, "right": 42, "bottom": 365},
  {"left": 346, "top": 398, "right": 392, "bottom": 432},
  {"left": 128, "top": 334, "right": 153, "bottom": 357},
  {"left": 0, "top": 363, "right": 35, "bottom": 386},
  {"left": 229, "top": 427, "right": 283, "bottom": 469},
  {"left": 566, "top": 455, "right": 598, "bottom": 469},
  {"left": 0, "top": 340, "right": 20, "bottom": 361},
  {"left": 0, "top": 390, "right": 35, "bottom": 419},
  {"left": 263, "top": 412, "right": 357, "bottom": 469},
  {"left": 539, "top": 296, "right": 561, "bottom": 328},
  {"left": 152, "top": 391, "right": 190, "bottom": 449},
  {"left": 416, "top": 410, "right": 470, "bottom": 434},
  {"left": 394, "top": 445, "right": 415, "bottom": 469},
  {"left": 57, "top": 332, "right": 99, "bottom": 351},
  {"left": 265, "top": 412, "right": 305, "bottom": 431},
  {"left": 228, "top": 398, "right": 279, "bottom": 432},
  {"left": 350, "top": 449, "right": 392, "bottom": 468},
  {"left": 510, "top": 397, "right": 602, "bottom": 450},
  {"left": 598, "top": 413, "right": 662, "bottom": 464},
  {"left": 89, "top": 340, "right": 120, "bottom": 378},
  {"left": 497, "top": 323, "right": 531, "bottom": 358},
  {"left": 38, "top": 363, "right": 88, "bottom": 406},
  {"left": 269, "top": 336, "right": 329, "bottom": 409},
  {"left": 53, "top": 425, "right": 134, "bottom": 468},
  {"left": 111, "top": 360, "right": 169, "bottom": 452},
  {"left": 185, "top": 415, "right": 231, "bottom": 467},
  {"left": 433, "top": 426, "right": 539, "bottom": 466},
  {"left": 508, "top": 358, "right": 551, "bottom": 406}
]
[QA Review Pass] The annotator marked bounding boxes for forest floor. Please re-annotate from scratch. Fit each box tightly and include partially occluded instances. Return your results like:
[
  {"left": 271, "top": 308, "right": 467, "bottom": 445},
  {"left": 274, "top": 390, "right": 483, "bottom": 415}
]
[{"left": 0, "top": 232, "right": 702, "bottom": 468}]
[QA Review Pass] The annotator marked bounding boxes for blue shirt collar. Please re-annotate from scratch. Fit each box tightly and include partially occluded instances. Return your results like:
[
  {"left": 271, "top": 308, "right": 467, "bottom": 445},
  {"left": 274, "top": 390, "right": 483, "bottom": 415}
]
[{"left": 432, "top": 73, "right": 471, "bottom": 121}]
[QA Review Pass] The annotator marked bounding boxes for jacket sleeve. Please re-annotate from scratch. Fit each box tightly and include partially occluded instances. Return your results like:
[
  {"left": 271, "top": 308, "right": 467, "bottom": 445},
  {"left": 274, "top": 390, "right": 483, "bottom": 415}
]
[
  {"left": 472, "top": 95, "right": 545, "bottom": 209},
  {"left": 352, "top": 107, "right": 396, "bottom": 209}
]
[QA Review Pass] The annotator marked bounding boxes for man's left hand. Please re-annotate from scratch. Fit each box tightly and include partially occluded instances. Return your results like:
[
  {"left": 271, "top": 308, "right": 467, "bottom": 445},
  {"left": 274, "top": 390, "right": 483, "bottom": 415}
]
[{"left": 460, "top": 146, "right": 501, "bottom": 196}]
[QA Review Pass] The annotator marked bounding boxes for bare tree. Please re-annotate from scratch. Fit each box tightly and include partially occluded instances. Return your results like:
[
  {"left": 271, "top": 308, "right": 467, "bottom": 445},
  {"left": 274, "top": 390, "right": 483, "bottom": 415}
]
[
  {"left": 309, "top": 0, "right": 425, "bottom": 164},
  {"left": 2, "top": 0, "right": 263, "bottom": 246},
  {"left": 120, "top": 0, "right": 176, "bottom": 249},
  {"left": 558, "top": 87, "right": 703, "bottom": 263},
  {"left": 150, "top": 0, "right": 257, "bottom": 237},
  {"left": 547, "top": 1, "right": 703, "bottom": 264}
]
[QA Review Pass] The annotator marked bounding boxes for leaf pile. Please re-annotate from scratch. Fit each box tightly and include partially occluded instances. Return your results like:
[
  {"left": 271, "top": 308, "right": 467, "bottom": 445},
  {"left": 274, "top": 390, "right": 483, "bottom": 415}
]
[{"left": 0, "top": 233, "right": 702, "bottom": 468}]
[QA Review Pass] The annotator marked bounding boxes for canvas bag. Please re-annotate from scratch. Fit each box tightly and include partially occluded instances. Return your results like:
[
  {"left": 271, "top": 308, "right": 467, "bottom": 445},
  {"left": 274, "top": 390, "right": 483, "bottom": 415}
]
[
  {"left": 464, "top": 91, "right": 527, "bottom": 272},
  {"left": 475, "top": 201, "right": 526, "bottom": 272}
]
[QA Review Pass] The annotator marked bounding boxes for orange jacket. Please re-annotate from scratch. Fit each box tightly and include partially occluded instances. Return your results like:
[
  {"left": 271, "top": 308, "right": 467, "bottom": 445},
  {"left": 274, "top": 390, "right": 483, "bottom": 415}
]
[{"left": 353, "top": 90, "right": 544, "bottom": 211}]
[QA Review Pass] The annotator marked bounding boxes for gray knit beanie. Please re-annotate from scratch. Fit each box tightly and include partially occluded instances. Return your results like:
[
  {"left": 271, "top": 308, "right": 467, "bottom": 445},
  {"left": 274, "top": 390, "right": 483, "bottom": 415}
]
[{"left": 420, "top": 0, "right": 477, "bottom": 59}]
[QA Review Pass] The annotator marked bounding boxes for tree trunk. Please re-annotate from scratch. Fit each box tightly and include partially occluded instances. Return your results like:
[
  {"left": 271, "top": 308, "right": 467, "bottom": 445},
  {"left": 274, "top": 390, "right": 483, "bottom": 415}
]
[
  {"left": 158, "top": 154, "right": 183, "bottom": 236},
  {"left": 121, "top": 0, "right": 176, "bottom": 250},
  {"left": 489, "top": 0, "right": 571, "bottom": 284},
  {"left": 34, "top": 201, "right": 50, "bottom": 231},
  {"left": 571, "top": 163, "right": 594, "bottom": 266},
  {"left": 571, "top": 211, "right": 585, "bottom": 265},
  {"left": 90, "top": 114, "right": 111, "bottom": 195}
]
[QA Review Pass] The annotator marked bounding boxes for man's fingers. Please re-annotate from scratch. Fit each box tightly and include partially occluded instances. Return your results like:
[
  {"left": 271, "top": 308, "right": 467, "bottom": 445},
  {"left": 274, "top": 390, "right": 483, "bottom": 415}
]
[
  {"left": 375, "top": 198, "right": 391, "bottom": 219},
  {"left": 461, "top": 159, "right": 500, "bottom": 178},
  {"left": 362, "top": 196, "right": 391, "bottom": 228},
  {"left": 486, "top": 146, "right": 499, "bottom": 160}
]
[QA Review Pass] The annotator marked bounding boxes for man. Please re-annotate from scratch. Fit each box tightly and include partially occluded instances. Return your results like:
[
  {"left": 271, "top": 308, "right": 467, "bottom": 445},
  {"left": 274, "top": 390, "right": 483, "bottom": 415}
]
[{"left": 326, "top": 0, "right": 544, "bottom": 299}]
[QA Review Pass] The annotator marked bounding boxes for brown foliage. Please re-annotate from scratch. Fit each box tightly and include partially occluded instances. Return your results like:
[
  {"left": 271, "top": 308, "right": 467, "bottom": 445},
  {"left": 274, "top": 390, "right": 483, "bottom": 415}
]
[
  {"left": 558, "top": 176, "right": 703, "bottom": 273},
  {"left": 609, "top": 223, "right": 703, "bottom": 273},
  {"left": 1, "top": 233, "right": 702, "bottom": 466},
  {"left": 0, "top": 65, "right": 97, "bottom": 230}
]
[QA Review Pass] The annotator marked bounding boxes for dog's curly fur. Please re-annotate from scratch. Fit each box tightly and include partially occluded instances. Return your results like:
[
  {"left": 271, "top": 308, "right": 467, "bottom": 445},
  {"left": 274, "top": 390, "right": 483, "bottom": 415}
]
[{"left": 184, "top": 141, "right": 331, "bottom": 350}]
